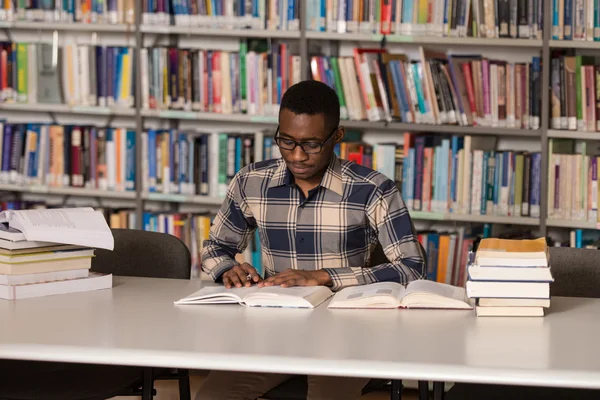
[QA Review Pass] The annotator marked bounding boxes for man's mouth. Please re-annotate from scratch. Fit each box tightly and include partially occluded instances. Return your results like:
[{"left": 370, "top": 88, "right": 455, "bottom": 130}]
[{"left": 289, "top": 165, "right": 312, "bottom": 174}]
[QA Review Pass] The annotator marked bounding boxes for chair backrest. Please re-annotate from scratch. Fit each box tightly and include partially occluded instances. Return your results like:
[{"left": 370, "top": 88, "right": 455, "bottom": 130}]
[
  {"left": 549, "top": 247, "right": 600, "bottom": 298},
  {"left": 91, "top": 229, "right": 191, "bottom": 279}
]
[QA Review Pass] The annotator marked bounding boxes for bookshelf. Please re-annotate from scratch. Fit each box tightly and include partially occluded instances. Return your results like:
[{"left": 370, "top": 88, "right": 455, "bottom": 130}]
[{"left": 0, "top": 0, "right": 597, "bottom": 241}]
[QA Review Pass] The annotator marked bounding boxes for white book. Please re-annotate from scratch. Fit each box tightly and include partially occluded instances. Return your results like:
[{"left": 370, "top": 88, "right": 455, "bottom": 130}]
[
  {"left": 78, "top": 45, "right": 90, "bottom": 106},
  {"left": 0, "top": 268, "right": 89, "bottom": 286},
  {"left": 0, "top": 207, "right": 113, "bottom": 250},
  {"left": 468, "top": 265, "right": 553, "bottom": 282},
  {"left": 328, "top": 281, "right": 472, "bottom": 310},
  {"left": 0, "top": 272, "right": 112, "bottom": 300},
  {"left": 175, "top": 285, "right": 333, "bottom": 309},
  {"left": 141, "top": 48, "right": 150, "bottom": 110},
  {"left": 476, "top": 306, "right": 544, "bottom": 317},
  {"left": 466, "top": 281, "right": 550, "bottom": 299},
  {"left": 27, "top": 44, "right": 37, "bottom": 104}
]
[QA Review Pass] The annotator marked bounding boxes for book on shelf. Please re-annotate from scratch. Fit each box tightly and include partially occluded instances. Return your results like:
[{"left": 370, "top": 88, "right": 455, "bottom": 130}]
[
  {"left": 0, "top": 207, "right": 114, "bottom": 250},
  {"left": 306, "top": 0, "right": 543, "bottom": 39},
  {"left": 550, "top": 53, "right": 600, "bottom": 132},
  {"left": 327, "top": 280, "right": 473, "bottom": 310},
  {"left": 142, "top": 0, "right": 300, "bottom": 30},
  {"left": 0, "top": 42, "right": 134, "bottom": 108},
  {"left": 312, "top": 47, "right": 542, "bottom": 128},
  {"left": 547, "top": 138, "right": 600, "bottom": 224},
  {"left": 141, "top": 40, "right": 301, "bottom": 116},
  {"left": 552, "top": 0, "right": 600, "bottom": 41},
  {"left": 0, "top": 1, "right": 135, "bottom": 24},
  {"left": 175, "top": 284, "right": 333, "bottom": 308},
  {"left": 0, "top": 122, "right": 136, "bottom": 192}
]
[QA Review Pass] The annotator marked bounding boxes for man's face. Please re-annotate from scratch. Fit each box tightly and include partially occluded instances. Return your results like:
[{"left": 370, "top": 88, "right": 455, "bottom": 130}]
[{"left": 277, "top": 109, "right": 341, "bottom": 182}]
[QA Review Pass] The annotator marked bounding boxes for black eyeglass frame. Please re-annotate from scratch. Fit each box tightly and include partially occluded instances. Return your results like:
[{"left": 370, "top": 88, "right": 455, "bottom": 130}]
[{"left": 274, "top": 126, "right": 339, "bottom": 154}]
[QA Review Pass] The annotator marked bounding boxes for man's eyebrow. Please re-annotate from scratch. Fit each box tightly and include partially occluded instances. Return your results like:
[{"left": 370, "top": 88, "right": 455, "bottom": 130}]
[{"left": 278, "top": 131, "right": 321, "bottom": 141}]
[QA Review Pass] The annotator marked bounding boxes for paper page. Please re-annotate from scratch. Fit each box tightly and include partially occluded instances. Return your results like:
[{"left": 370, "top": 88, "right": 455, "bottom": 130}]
[
  {"left": 404, "top": 280, "right": 467, "bottom": 303},
  {"left": 328, "top": 282, "right": 405, "bottom": 308},
  {"left": 7, "top": 208, "right": 114, "bottom": 250},
  {"left": 250, "top": 286, "right": 324, "bottom": 298},
  {"left": 175, "top": 285, "right": 260, "bottom": 305},
  {"left": 0, "top": 223, "right": 26, "bottom": 242}
]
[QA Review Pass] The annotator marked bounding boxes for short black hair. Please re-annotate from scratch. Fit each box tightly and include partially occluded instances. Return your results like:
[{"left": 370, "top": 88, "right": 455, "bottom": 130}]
[{"left": 280, "top": 80, "right": 340, "bottom": 132}]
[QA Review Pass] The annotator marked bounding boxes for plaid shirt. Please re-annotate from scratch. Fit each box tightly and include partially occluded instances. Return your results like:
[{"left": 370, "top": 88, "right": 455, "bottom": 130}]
[{"left": 201, "top": 155, "right": 426, "bottom": 291}]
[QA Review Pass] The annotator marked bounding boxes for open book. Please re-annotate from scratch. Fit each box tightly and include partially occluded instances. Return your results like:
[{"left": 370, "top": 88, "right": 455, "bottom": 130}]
[
  {"left": 328, "top": 280, "right": 473, "bottom": 309},
  {"left": 175, "top": 285, "right": 334, "bottom": 308},
  {"left": 0, "top": 208, "right": 113, "bottom": 250}
]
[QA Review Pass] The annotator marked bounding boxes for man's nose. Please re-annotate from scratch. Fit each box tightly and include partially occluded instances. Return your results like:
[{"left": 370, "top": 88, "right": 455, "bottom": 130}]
[{"left": 291, "top": 145, "right": 309, "bottom": 162}]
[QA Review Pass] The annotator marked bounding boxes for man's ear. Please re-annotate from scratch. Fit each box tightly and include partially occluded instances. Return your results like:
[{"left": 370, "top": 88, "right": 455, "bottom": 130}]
[{"left": 335, "top": 127, "right": 345, "bottom": 143}]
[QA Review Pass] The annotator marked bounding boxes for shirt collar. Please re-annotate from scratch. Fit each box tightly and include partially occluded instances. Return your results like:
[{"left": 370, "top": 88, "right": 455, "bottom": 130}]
[{"left": 268, "top": 155, "right": 344, "bottom": 196}]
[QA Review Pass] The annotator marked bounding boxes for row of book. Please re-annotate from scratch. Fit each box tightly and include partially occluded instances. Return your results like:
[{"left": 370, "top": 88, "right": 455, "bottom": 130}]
[
  {"left": 308, "top": 0, "right": 543, "bottom": 38},
  {"left": 143, "top": 0, "right": 300, "bottom": 30},
  {"left": 141, "top": 41, "right": 301, "bottom": 115},
  {"left": 466, "top": 237, "right": 552, "bottom": 317},
  {"left": 377, "top": 134, "right": 542, "bottom": 218},
  {"left": 548, "top": 138, "right": 600, "bottom": 223},
  {"left": 551, "top": 0, "right": 600, "bottom": 41},
  {"left": 550, "top": 53, "right": 600, "bottom": 132},
  {"left": 0, "top": 42, "right": 135, "bottom": 108},
  {"left": 141, "top": 129, "right": 280, "bottom": 197},
  {"left": 0, "top": 0, "right": 135, "bottom": 24},
  {"left": 313, "top": 48, "right": 542, "bottom": 129},
  {"left": 0, "top": 122, "right": 136, "bottom": 191}
]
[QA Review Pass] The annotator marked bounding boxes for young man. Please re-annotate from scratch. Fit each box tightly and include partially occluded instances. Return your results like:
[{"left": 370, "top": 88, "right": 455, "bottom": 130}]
[{"left": 197, "top": 80, "right": 425, "bottom": 400}]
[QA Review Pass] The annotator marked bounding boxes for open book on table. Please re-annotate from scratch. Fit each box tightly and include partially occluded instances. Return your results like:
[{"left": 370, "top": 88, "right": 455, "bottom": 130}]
[
  {"left": 175, "top": 285, "right": 334, "bottom": 309},
  {"left": 328, "top": 280, "right": 473, "bottom": 309},
  {"left": 0, "top": 208, "right": 113, "bottom": 250}
]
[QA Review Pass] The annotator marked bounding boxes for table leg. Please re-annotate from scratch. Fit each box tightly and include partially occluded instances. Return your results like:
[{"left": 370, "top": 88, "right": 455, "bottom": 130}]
[
  {"left": 418, "top": 381, "right": 429, "bottom": 400},
  {"left": 142, "top": 367, "right": 154, "bottom": 400},
  {"left": 390, "top": 379, "right": 403, "bottom": 400},
  {"left": 433, "top": 381, "right": 444, "bottom": 400}
]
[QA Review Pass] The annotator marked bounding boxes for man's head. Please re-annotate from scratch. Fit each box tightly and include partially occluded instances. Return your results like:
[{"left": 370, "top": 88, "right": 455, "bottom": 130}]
[{"left": 277, "top": 80, "right": 344, "bottom": 184}]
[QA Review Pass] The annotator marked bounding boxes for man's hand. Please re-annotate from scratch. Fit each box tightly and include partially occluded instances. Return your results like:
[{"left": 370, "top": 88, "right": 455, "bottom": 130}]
[
  {"left": 222, "top": 263, "right": 262, "bottom": 288},
  {"left": 258, "top": 269, "right": 332, "bottom": 288}
]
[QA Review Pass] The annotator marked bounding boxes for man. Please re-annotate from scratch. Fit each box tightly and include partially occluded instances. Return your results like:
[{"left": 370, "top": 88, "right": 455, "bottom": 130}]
[{"left": 197, "top": 80, "right": 425, "bottom": 400}]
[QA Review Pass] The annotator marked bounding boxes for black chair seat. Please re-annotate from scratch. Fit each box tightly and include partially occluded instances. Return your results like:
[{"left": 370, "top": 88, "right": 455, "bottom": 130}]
[
  {"left": 260, "top": 376, "right": 390, "bottom": 400},
  {"left": 446, "top": 383, "right": 600, "bottom": 400},
  {"left": 0, "top": 360, "right": 143, "bottom": 400}
]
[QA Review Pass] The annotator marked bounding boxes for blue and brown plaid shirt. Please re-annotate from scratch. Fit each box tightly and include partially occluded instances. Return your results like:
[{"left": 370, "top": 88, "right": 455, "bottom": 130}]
[{"left": 201, "top": 155, "right": 426, "bottom": 291}]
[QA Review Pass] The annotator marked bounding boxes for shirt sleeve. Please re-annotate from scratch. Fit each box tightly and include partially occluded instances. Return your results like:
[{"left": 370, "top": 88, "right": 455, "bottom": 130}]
[
  {"left": 200, "top": 170, "right": 256, "bottom": 281},
  {"left": 323, "top": 179, "right": 426, "bottom": 291}
]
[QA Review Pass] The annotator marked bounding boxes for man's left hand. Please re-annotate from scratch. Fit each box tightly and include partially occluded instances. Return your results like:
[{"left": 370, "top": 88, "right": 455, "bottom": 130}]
[{"left": 258, "top": 269, "right": 332, "bottom": 288}]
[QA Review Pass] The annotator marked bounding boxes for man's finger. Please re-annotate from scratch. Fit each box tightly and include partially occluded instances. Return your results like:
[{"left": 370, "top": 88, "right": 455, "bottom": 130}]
[
  {"left": 228, "top": 270, "right": 244, "bottom": 288},
  {"left": 280, "top": 278, "right": 297, "bottom": 288},
  {"left": 223, "top": 273, "right": 233, "bottom": 289},
  {"left": 241, "top": 263, "right": 262, "bottom": 282}
]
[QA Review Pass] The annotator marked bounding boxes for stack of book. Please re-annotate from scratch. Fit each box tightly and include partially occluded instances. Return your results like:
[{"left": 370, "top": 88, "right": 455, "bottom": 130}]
[
  {"left": 466, "top": 237, "right": 553, "bottom": 317},
  {"left": 0, "top": 208, "right": 114, "bottom": 300}
]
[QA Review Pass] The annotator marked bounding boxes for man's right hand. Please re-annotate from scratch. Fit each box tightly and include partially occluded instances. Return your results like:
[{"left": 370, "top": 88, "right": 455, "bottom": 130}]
[{"left": 222, "top": 263, "right": 262, "bottom": 288}]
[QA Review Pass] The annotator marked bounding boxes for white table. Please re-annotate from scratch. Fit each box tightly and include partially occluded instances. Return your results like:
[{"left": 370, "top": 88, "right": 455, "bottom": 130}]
[{"left": 1, "top": 276, "right": 600, "bottom": 391}]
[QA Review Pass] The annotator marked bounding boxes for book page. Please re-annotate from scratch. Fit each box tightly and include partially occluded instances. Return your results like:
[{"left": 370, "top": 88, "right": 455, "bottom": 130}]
[
  {"left": 5, "top": 208, "right": 114, "bottom": 250},
  {"left": 328, "top": 282, "right": 405, "bottom": 308},
  {"left": 175, "top": 285, "right": 260, "bottom": 305},
  {"left": 403, "top": 280, "right": 469, "bottom": 304},
  {"left": 250, "top": 286, "right": 325, "bottom": 298}
]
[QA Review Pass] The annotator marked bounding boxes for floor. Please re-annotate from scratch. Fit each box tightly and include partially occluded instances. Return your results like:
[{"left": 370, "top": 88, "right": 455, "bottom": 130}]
[{"left": 113, "top": 373, "right": 421, "bottom": 400}]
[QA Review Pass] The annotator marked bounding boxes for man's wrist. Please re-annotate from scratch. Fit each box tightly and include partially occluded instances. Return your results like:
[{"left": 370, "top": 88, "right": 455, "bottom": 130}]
[{"left": 314, "top": 269, "right": 333, "bottom": 286}]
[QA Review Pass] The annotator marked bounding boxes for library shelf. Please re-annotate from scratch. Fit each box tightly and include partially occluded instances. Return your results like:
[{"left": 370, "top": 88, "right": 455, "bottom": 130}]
[
  {"left": 140, "top": 25, "right": 300, "bottom": 39},
  {"left": 547, "top": 130, "right": 600, "bottom": 140},
  {"left": 548, "top": 40, "right": 600, "bottom": 49},
  {"left": 0, "top": 103, "right": 135, "bottom": 117},
  {"left": 2, "top": 21, "right": 133, "bottom": 32},
  {"left": 306, "top": 32, "right": 543, "bottom": 47},
  {"left": 142, "top": 192, "right": 224, "bottom": 205},
  {"left": 409, "top": 211, "right": 541, "bottom": 225},
  {"left": 546, "top": 219, "right": 599, "bottom": 230},
  {"left": 0, "top": 184, "right": 137, "bottom": 199}
]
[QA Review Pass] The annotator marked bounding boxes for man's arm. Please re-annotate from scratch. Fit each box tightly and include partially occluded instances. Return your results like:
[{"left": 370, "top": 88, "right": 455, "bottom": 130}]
[
  {"left": 201, "top": 172, "right": 256, "bottom": 281},
  {"left": 323, "top": 179, "right": 426, "bottom": 291}
]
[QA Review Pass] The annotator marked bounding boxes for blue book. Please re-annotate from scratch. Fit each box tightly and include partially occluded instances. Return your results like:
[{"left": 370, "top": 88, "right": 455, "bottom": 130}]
[
  {"left": 125, "top": 130, "right": 136, "bottom": 191},
  {"left": 147, "top": 130, "right": 157, "bottom": 192}
]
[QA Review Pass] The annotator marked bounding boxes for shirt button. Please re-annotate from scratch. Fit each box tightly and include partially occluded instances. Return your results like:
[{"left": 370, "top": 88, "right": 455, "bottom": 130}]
[{"left": 299, "top": 237, "right": 304, "bottom": 243}]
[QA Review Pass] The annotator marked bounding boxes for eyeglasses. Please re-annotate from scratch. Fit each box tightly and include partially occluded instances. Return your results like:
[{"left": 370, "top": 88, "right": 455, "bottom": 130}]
[{"left": 274, "top": 126, "right": 338, "bottom": 154}]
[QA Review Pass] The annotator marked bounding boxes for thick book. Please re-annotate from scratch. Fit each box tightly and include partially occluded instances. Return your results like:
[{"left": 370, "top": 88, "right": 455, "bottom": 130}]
[
  {"left": 0, "top": 207, "right": 114, "bottom": 250},
  {"left": 467, "top": 265, "right": 554, "bottom": 282},
  {"left": 327, "top": 280, "right": 473, "bottom": 310},
  {"left": 0, "top": 268, "right": 89, "bottom": 286},
  {"left": 175, "top": 285, "right": 334, "bottom": 309},
  {"left": 476, "top": 306, "right": 544, "bottom": 317},
  {"left": 0, "top": 272, "right": 112, "bottom": 300}
]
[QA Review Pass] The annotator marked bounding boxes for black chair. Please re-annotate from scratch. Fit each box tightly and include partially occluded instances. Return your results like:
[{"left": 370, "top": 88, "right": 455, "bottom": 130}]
[
  {"left": 260, "top": 241, "right": 427, "bottom": 400},
  {"left": 445, "top": 246, "right": 600, "bottom": 400},
  {"left": 0, "top": 229, "right": 192, "bottom": 400}
]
